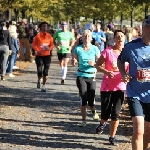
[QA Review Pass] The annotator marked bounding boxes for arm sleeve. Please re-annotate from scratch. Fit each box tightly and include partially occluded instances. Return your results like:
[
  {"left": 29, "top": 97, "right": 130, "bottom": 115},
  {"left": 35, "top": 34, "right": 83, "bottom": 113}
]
[
  {"left": 32, "top": 35, "right": 39, "bottom": 51},
  {"left": 49, "top": 35, "right": 54, "bottom": 51}
]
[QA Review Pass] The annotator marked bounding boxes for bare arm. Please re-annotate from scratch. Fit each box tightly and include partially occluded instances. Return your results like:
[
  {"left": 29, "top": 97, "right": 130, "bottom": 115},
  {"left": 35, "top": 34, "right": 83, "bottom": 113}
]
[
  {"left": 95, "top": 55, "right": 108, "bottom": 74},
  {"left": 117, "top": 58, "right": 132, "bottom": 84},
  {"left": 71, "top": 53, "right": 78, "bottom": 66},
  {"left": 100, "top": 36, "right": 106, "bottom": 42},
  {"left": 88, "top": 52, "right": 100, "bottom": 67},
  {"left": 69, "top": 39, "right": 75, "bottom": 52},
  {"left": 95, "top": 55, "right": 114, "bottom": 78}
]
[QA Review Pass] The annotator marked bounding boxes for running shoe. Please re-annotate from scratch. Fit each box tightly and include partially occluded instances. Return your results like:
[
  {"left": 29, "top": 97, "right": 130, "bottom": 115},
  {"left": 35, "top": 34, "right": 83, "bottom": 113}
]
[
  {"left": 96, "top": 123, "right": 106, "bottom": 134},
  {"left": 1, "top": 76, "right": 5, "bottom": 81},
  {"left": 77, "top": 121, "right": 86, "bottom": 127},
  {"left": 61, "top": 79, "right": 65, "bottom": 84},
  {"left": 37, "top": 81, "right": 41, "bottom": 88},
  {"left": 41, "top": 86, "right": 46, "bottom": 92},
  {"left": 93, "top": 112, "right": 99, "bottom": 120},
  {"left": 109, "top": 137, "right": 116, "bottom": 145},
  {"left": 9, "top": 73, "right": 15, "bottom": 78}
]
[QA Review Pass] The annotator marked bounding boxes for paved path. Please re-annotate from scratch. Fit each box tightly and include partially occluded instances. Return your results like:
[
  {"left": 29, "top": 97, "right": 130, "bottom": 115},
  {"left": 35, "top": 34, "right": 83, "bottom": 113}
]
[{"left": 0, "top": 53, "right": 132, "bottom": 150}]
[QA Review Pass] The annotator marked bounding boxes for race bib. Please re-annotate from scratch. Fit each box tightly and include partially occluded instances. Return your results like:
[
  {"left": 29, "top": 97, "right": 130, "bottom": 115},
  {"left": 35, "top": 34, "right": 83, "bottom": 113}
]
[
  {"left": 136, "top": 67, "right": 150, "bottom": 82},
  {"left": 59, "top": 40, "right": 69, "bottom": 47},
  {"left": 40, "top": 43, "right": 49, "bottom": 50},
  {"left": 112, "top": 61, "right": 118, "bottom": 71}
]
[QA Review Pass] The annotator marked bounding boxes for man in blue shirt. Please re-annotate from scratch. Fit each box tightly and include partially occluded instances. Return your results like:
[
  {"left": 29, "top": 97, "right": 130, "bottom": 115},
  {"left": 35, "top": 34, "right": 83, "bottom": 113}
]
[
  {"left": 117, "top": 15, "right": 150, "bottom": 150},
  {"left": 93, "top": 22, "right": 106, "bottom": 52}
]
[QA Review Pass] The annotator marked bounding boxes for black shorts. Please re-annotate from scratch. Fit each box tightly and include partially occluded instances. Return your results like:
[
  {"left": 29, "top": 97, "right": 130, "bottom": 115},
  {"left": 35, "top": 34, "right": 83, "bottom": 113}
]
[
  {"left": 127, "top": 97, "right": 150, "bottom": 122},
  {"left": 100, "top": 91, "right": 124, "bottom": 121},
  {"left": 76, "top": 76, "right": 96, "bottom": 106},
  {"left": 35, "top": 55, "right": 51, "bottom": 77},
  {"left": 57, "top": 53, "right": 71, "bottom": 61}
]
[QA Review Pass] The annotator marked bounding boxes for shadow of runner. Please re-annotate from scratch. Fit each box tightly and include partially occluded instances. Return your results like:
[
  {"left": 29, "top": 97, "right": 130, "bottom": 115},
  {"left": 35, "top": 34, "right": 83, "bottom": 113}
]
[{"left": 0, "top": 128, "right": 112, "bottom": 149}]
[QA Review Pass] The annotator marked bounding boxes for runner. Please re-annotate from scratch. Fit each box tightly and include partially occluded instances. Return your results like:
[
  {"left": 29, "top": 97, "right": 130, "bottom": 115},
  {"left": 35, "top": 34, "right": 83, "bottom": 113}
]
[
  {"left": 117, "top": 15, "right": 150, "bottom": 150},
  {"left": 95, "top": 30, "right": 127, "bottom": 145},
  {"left": 53, "top": 21, "right": 75, "bottom": 84},
  {"left": 72, "top": 29, "right": 100, "bottom": 127},
  {"left": 32, "top": 21, "right": 54, "bottom": 92},
  {"left": 93, "top": 22, "right": 106, "bottom": 52}
]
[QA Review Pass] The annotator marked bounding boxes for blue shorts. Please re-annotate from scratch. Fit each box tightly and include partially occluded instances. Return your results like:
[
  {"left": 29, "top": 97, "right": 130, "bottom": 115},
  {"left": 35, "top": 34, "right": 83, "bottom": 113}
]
[{"left": 127, "top": 97, "right": 150, "bottom": 122}]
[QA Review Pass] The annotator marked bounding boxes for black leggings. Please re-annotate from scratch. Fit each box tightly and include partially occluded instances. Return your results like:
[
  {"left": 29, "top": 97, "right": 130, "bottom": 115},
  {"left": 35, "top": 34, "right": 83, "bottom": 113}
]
[
  {"left": 76, "top": 76, "right": 96, "bottom": 107},
  {"left": 100, "top": 91, "right": 124, "bottom": 121},
  {"left": 35, "top": 55, "right": 51, "bottom": 77}
]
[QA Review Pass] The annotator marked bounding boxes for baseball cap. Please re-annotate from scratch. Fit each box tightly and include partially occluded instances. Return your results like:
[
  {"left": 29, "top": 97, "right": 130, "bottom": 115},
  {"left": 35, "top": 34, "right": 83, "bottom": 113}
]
[
  {"left": 61, "top": 21, "right": 67, "bottom": 26},
  {"left": 143, "top": 15, "right": 150, "bottom": 25},
  {"left": 84, "top": 23, "right": 92, "bottom": 30},
  {"left": 107, "top": 24, "right": 112, "bottom": 29}
]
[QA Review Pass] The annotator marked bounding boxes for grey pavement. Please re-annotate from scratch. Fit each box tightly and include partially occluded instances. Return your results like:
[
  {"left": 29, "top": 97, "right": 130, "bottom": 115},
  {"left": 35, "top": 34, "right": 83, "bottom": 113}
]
[{"left": 0, "top": 53, "right": 132, "bottom": 150}]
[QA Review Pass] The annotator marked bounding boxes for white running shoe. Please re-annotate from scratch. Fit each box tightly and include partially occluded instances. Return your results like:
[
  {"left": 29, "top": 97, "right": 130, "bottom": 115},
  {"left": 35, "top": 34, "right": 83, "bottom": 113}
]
[
  {"left": 9, "top": 73, "right": 15, "bottom": 78},
  {"left": 13, "top": 66, "right": 19, "bottom": 70}
]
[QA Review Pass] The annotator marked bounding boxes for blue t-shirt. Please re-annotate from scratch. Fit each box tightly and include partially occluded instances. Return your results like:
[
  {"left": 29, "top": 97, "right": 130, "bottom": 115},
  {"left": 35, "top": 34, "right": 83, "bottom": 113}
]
[
  {"left": 92, "top": 32, "right": 101, "bottom": 44},
  {"left": 120, "top": 38, "right": 150, "bottom": 103},
  {"left": 93, "top": 30, "right": 106, "bottom": 51},
  {"left": 74, "top": 44, "right": 99, "bottom": 78}
]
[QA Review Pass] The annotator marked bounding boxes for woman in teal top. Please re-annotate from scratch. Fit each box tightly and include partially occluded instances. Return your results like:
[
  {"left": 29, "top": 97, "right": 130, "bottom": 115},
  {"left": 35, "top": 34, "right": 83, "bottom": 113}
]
[{"left": 72, "top": 30, "right": 100, "bottom": 127}]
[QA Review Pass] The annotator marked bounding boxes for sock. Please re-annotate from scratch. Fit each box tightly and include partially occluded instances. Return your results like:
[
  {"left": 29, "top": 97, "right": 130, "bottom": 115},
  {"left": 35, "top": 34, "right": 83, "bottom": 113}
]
[
  {"left": 62, "top": 66, "right": 64, "bottom": 79},
  {"left": 62, "top": 66, "right": 67, "bottom": 79}
]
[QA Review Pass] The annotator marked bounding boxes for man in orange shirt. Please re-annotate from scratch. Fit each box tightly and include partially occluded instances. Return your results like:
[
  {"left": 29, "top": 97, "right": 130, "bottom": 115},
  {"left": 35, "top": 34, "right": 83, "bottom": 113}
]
[{"left": 32, "top": 22, "right": 54, "bottom": 92}]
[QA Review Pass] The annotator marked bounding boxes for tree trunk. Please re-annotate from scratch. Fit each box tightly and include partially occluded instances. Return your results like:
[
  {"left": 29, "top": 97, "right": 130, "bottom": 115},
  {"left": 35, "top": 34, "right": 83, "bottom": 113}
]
[
  {"left": 120, "top": 13, "right": 123, "bottom": 29},
  {"left": 145, "top": 5, "right": 148, "bottom": 17},
  {"left": 131, "top": 7, "right": 134, "bottom": 27}
]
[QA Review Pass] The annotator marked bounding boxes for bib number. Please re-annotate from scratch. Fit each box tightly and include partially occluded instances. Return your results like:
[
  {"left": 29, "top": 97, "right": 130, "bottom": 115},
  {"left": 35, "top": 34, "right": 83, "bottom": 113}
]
[
  {"left": 40, "top": 43, "right": 49, "bottom": 50},
  {"left": 59, "top": 40, "right": 69, "bottom": 47},
  {"left": 136, "top": 68, "right": 150, "bottom": 82}
]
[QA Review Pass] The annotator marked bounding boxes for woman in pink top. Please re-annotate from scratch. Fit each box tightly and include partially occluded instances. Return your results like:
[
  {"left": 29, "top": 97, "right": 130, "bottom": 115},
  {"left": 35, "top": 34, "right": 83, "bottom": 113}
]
[{"left": 95, "top": 30, "right": 126, "bottom": 145}]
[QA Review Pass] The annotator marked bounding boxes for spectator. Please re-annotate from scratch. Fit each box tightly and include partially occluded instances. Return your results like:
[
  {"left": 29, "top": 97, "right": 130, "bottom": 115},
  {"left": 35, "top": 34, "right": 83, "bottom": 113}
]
[
  {"left": 18, "top": 21, "right": 33, "bottom": 62},
  {"left": 0, "top": 22, "right": 12, "bottom": 80},
  {"left": 7, "top": 22, "right": 19, "bottom": 77}
]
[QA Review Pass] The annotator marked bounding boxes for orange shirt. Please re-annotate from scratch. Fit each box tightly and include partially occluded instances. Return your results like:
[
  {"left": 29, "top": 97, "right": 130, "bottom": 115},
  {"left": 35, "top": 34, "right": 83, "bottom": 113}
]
[{"left": 32, "top": 32, "right": 54, "bottom": 56}]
